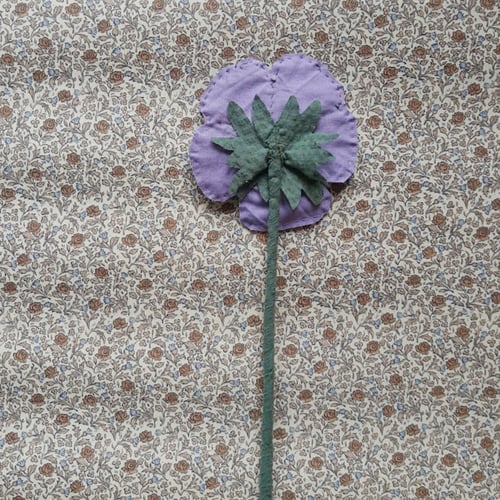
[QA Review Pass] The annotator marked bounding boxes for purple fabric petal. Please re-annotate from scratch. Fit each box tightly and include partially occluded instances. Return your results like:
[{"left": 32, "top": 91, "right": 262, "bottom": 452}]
[
  {"left": 190, "top": 122, "right": 236, "bottom": 202},
  {"left": 240, "top": 187, "right": 332, "bottom": 232},
  {"left": 199, "top": 58, "right": 273, "bottom": 126},
  {"left": 190, "top": 54, "right": 357, "bottom": 230},
  {"left": 268, "top": 55, "right": 345, "bottom": 120},
  {"left": 317, "top": 106, "right": 357, "bottom": 183}
]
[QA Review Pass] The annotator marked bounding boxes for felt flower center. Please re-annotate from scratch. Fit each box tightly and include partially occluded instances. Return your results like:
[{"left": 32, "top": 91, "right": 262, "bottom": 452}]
[{"left": 212, "top": 95, "right": 339, "bottom": 210}]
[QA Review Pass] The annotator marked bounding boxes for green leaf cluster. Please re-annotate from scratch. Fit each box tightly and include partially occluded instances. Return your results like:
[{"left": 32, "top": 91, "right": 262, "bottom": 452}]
[{"left": 212, "top": 95, "right": 338, "bottom": 209}]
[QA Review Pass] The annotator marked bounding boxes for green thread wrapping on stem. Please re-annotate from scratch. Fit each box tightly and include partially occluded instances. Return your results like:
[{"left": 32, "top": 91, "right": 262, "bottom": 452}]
[{"left": 259, "top": 153, "right": 282, "bottom": 500}]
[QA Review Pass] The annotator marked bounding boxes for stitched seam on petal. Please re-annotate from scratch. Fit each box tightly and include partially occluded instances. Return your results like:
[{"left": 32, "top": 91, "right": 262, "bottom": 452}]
[
  {"left": 272, "top": 54, "right": 345, "bottom": 108},
  {"left": 199, "top": 58, "right": 267, "bottom": 119}
]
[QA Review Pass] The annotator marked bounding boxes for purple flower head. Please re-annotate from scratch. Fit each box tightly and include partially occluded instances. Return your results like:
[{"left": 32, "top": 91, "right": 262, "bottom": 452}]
[{"left": 190, "top": 54, "right": 357, "bottom": 231}]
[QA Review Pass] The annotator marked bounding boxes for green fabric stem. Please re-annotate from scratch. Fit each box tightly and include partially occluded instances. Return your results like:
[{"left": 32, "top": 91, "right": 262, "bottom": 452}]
[{"left": 259, "top": 153, "right": 282, "bottom": 500}]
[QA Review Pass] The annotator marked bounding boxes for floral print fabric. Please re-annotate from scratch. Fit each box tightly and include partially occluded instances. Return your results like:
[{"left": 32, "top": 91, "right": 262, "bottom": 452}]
[{"left": 0, "top": 0, "right": 498, "bottom": 499}]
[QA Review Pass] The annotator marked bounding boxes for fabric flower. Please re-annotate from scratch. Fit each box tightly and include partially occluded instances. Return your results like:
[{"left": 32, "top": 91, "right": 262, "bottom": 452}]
[
  {"left": 190, "top": 53, "right": 357, "bottom": 231},
  {"left": 189, "top": 53, "right": 358, "bottom": 500}
]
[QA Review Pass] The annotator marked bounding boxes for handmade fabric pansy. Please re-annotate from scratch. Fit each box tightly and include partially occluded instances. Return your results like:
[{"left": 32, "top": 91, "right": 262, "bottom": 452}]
[
  {"left": 190, "top": 54, "right": 357, "bottom": 231},
  {"left": 190, "top": 54, "right": 357, "bottom": 500}
]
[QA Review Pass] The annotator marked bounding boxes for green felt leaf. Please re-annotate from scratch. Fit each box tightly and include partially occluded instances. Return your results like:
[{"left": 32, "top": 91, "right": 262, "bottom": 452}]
[
  {"left": 275, "top": 96, "right": 300, "bottom": 130},
  {"left": 283, "top": 167, "right": 325, "bottom": 206},
  {"left": 281, "top": 168, "right": 302, "bottom": 209},
  {"left": 286, "top": 132, "right": 338, "bottom": 155},
  {"left": 212, "top": 136, "right": 242, "bottom": 152},
  {"left": 236, "top": 179, "right": 257, "bottom": 201},
  {"left": 228, "top": 159, "right": 268, "bottom": 195},
  {"left": 298, "top": 100, "right": 321, "bottom": 134},
  {"left": 281, "top": 99, "right": 322, "bottom": 144},
  {"left": 235, "top": 170, "right": 270, "bottom": 202},
  {"left": 227, "top": 154, "right": 241, "bottom": 169},
  {"left": 226, "top": 141, "right": 267, "bottom": 170},
  {"left": 214, "top": 99, "right": 268, "bottom": 187},
  {"left": 284, "top": 141, "right": 331, "bottom": 183},
  {"left": 269, "top": 98, "right": 329, "bottom": 148},
  {"left": 268, "top": 96, "right": 300, "bottom": 147},
  {"left": 227, "top": 101, "right": 260, "bottom": 142},
  {"left": 257, "top": 173, "right": 270, "bottom": 203},
  {"left": 252, "top": 96, "right": 274, "bottom": 143},
  {"left": 299, "top": 174, "right": 325, "bottom": 205},
  {"left": 308, "top": 132, "right": 339, "bottom": 144}
]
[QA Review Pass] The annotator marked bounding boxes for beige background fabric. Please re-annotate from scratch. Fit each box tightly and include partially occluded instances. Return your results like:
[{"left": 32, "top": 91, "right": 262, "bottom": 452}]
[{"left": 0, "top": 0, "right": 498, "bottom": 498}]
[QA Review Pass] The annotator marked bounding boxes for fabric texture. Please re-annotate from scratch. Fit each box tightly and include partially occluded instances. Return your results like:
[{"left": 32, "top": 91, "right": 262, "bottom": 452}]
[
  {"left": 190, "top": 54, "right": 358, "bottom": 231},
  {"left": 0, "top": 1, "right": 498, "bottom": 499}
]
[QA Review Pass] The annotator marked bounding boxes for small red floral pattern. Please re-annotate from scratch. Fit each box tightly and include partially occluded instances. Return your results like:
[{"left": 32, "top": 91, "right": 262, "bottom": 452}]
[{"left": 0, "top": 0, "right": 497, "bottom": 498}]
